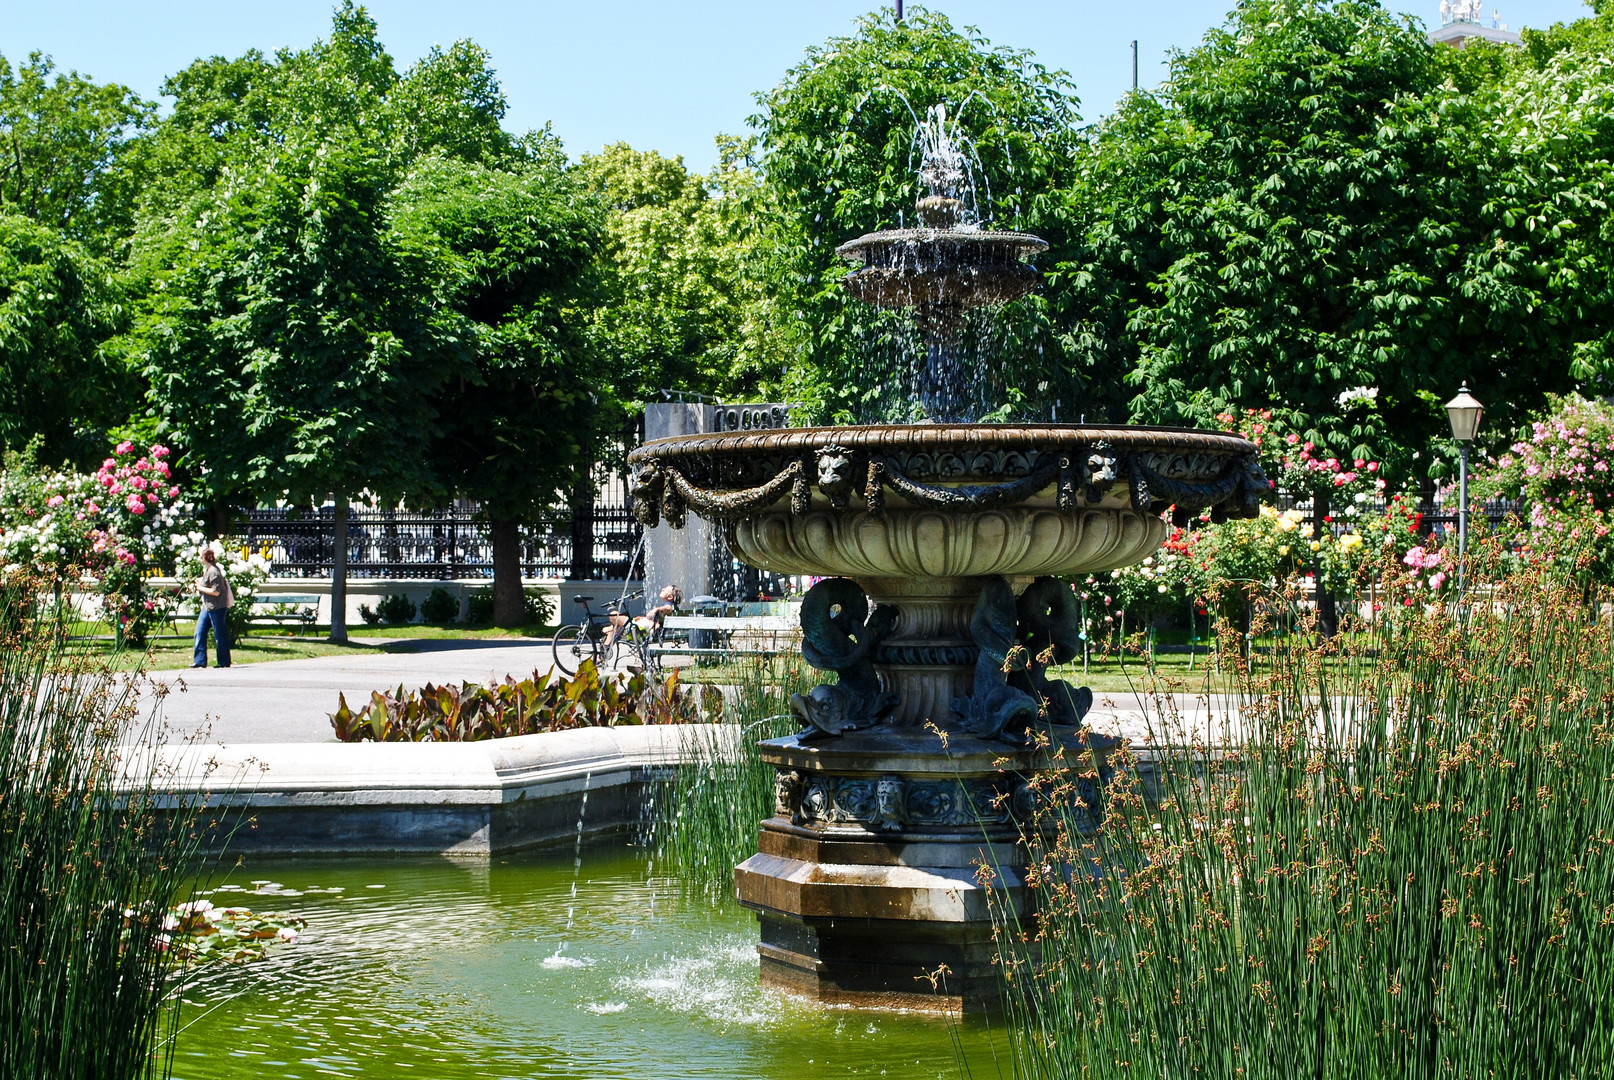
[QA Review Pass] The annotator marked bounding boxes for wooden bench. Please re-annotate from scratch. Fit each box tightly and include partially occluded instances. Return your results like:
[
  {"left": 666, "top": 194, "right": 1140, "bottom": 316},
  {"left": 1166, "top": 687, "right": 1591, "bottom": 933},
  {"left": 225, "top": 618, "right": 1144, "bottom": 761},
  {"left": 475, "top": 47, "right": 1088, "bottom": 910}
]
[
  {"left": 247, "top": 594, "right": 321, "bottom": 635},
  {"left": 651, "top": 613, "right": 798, "bottom": 663}
]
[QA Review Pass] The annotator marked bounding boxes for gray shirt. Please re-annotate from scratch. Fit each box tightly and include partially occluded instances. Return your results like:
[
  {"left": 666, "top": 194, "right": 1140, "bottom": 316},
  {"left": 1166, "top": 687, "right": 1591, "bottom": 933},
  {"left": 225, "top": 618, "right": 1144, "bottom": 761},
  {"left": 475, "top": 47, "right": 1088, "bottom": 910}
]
[{"left": 200, "top": 563, "right": 230, "bottom": 610}]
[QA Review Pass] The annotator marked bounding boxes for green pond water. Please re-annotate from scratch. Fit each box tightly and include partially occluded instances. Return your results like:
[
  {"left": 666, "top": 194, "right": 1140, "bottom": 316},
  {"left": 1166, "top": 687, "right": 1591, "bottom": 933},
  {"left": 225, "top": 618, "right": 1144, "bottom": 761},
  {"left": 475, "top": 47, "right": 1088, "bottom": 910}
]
[{"left": 170, "top": 843, "right": 1013, "bottom": 1079}]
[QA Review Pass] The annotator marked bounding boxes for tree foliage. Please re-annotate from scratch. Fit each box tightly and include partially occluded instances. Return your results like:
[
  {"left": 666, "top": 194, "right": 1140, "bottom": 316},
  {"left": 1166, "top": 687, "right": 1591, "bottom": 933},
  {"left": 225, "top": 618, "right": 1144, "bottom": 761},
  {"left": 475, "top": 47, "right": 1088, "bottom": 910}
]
[
  {"left": 390, "top": 153, "right": 601, "bottom": 520},
  {"left": 577, "top": 141, "right": 771, "bottom": 407},
  {"left": 125, "top": 3, "right": 525, "bottom": 514},
  {"left": 1068, "top": 0, "right": 1609, "bottom": 487},
  {"left": 0, "top": 213, "right": 130, "bottom": 465},
  {"left": 0, "top": 52, "right": 153, "bottom": 249}
]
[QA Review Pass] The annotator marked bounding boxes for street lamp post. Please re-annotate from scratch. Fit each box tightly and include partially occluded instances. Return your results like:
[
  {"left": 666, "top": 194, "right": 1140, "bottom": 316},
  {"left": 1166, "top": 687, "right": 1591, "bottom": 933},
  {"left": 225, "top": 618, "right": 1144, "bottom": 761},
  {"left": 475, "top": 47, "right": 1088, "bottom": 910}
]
[{"left": 1444, "top": 383, "right": 1485, "bottom": 596}]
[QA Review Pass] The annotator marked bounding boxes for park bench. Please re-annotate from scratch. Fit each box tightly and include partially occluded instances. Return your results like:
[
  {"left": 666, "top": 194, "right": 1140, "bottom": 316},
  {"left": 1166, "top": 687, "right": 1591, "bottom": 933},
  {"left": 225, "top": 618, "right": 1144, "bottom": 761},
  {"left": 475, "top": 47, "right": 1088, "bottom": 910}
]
[
  {"left": 651, "top": 603, "right": 798, "bottom": 664},
  {"left": 247, "top": 595, "right": 321, "bottom": 635}
]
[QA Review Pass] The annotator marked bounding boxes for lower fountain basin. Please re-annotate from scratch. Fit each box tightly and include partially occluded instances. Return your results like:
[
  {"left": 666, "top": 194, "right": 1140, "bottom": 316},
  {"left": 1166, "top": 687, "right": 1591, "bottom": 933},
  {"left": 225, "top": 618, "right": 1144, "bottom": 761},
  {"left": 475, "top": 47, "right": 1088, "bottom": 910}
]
[{"left": 168, "top": 845, "right": 1008, "bottom": 1078}]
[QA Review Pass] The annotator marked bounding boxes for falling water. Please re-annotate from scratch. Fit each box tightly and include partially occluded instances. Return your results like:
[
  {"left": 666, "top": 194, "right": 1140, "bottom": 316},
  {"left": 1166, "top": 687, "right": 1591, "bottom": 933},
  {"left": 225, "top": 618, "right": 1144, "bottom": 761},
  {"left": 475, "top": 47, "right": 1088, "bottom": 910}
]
[
  {"left": 549, "top": 768, "right": 593, "bottom": 964},
  {"left": 835, "top": 101, "right": 1049, "bottom": 425}
]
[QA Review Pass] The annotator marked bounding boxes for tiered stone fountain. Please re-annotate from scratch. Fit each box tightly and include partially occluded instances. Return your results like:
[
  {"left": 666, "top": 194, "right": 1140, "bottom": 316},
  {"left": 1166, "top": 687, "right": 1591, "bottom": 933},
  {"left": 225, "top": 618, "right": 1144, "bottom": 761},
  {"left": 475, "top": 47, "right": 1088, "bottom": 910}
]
[{"left": 627, "top": 106, "right": 1266, "bottom": 1011}]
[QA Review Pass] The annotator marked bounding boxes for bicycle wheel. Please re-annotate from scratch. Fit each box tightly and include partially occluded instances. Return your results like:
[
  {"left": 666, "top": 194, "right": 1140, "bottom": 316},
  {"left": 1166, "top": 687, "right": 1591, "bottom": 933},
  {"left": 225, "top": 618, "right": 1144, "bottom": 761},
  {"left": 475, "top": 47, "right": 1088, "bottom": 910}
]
[
  {"left": 551, "top": 624, "right": 590, "bottom": 677},
  {"left": 619, "top": 623, "right": 659, "bottom": 676}
]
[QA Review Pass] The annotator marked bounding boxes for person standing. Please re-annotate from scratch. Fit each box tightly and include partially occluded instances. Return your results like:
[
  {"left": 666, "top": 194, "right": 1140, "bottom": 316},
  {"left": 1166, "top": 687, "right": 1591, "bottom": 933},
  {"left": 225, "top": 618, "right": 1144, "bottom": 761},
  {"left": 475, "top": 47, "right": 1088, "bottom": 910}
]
[{"left": 192, "top": 547, "right": 233, "bottom": 668}]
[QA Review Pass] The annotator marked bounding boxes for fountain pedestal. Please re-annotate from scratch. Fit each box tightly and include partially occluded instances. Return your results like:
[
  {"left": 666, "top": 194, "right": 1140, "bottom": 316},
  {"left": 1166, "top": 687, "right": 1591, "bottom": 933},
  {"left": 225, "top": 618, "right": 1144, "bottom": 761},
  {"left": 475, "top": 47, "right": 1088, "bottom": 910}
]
[{"left": 735, "top": 729, "right": 1050, "bottom": 1011}]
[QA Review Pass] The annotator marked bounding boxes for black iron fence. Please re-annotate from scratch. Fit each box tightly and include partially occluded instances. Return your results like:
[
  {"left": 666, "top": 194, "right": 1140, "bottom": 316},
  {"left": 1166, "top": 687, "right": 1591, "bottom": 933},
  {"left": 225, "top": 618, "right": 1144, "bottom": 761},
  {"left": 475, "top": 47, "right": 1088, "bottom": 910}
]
[{"left": 242, "top": 505, "right": 641, "bottom": 581}]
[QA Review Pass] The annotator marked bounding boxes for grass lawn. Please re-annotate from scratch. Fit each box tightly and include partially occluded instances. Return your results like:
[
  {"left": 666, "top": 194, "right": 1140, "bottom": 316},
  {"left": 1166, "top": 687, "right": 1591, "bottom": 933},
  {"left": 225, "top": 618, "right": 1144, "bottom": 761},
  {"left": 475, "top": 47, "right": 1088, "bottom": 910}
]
[
  {"left": 671, "top": 637, "right": 1355, "bottom": 696},
  {"left": 64, "top": 621, "right": 558, "bottom": 671},
  {"left": 669, "top": 648, "right": 1230, "bottom": 695}
]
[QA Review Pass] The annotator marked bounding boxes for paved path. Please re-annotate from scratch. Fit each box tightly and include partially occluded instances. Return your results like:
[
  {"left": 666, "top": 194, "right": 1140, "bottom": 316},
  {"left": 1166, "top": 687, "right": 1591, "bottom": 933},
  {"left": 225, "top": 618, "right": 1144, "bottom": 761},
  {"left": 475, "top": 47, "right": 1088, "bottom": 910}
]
[{"left": 143, "top": 638, "right": 571, "bottom": 744}]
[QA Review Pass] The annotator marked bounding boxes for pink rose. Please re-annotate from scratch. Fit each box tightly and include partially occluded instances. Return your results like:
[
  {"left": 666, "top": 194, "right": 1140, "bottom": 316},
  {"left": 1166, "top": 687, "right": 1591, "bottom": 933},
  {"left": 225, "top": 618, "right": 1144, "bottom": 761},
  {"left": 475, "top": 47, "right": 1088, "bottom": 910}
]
[
  {"left": 115, "top": 441, "right": 133, "bottom": 455},
  {"left": 102, "top": 458, "right": 117, "bottom": 470},
  {"left": 46, "top": 495, "right": 64, "bottom": 507},
  {"left": 126, "top": 495, "right": 146, "bottom": 515},
  {"left": 168, "top": 486, "right": 180, "bottom": 498},
  {"left": 151, "top": 445, "right": 169, "bottom": 459},
  {"left": 1366, "top": 462, "right": 1379, "bottom": 472},
  {"left": 145, "top": 492, "right": 158, "bottom": 503},
  {"left": 130, "top": 476, "right": 148, "bottom": 491},
  {"left": 85, "top": 502, "right": 99, "bottom": 514}
]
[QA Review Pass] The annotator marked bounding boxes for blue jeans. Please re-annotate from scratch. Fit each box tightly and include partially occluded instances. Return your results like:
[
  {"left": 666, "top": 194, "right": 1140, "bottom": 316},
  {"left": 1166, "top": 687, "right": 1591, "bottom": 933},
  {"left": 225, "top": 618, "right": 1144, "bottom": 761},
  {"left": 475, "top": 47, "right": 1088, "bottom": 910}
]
[{"left": 193, "top": 608, "right": 231, "bottom": 667}]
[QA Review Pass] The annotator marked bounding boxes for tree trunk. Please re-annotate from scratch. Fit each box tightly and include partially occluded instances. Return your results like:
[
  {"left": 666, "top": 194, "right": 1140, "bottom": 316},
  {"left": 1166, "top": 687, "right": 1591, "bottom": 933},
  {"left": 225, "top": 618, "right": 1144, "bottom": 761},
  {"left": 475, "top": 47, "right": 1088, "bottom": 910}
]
[
  {"left": 569, "top": 469, "right": 595, "bottom": 582},
  {"left": 491, "top": 517, "right": 525, "bottom": 628},
  {"left": 1313, "top": 488, "right": 1338, "bottom": 637},
  {"left": 329, "top": 497, "right": 348, "bottom": 643},
  {"left": 207, "top": 502, "right": 232, "bottom": 543}
]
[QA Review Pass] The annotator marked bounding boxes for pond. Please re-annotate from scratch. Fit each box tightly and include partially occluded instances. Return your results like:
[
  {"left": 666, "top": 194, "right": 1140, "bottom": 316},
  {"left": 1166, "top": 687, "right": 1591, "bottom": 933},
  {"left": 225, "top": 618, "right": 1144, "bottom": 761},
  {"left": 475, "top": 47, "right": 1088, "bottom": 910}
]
[{"left": 169, "top": 842, "right": 1011, "bottom": 1079}]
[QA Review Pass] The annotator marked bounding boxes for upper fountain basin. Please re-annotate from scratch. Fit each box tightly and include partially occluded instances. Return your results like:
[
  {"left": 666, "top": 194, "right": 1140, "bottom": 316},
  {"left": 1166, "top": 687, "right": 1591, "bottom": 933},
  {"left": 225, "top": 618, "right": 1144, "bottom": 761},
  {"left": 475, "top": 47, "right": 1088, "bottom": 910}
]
[
  {"left": 835, "top": 228, "right": 1048, "bottom": 310},
  {"left": 628, "top": 424, "right": 1267, "bottom": 580}
]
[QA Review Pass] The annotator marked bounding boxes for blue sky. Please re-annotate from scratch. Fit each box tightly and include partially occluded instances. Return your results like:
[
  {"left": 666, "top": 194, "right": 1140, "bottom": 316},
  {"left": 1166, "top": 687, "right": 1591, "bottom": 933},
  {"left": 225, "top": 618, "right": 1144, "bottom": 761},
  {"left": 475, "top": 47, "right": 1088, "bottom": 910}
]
[{"left": 0, "top": 0, "right": 1595, "bottom": 174}]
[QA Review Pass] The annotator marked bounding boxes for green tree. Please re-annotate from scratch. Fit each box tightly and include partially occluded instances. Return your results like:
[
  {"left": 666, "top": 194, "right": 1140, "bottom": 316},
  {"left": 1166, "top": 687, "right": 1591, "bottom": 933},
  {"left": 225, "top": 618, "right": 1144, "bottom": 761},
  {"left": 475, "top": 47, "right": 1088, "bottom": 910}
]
[
  {"left": 576, "top": 141, "right": 767, "bottom": 407},
  {"left": 1087, "top": 0, "right": 1603, "bottom": 479},
  {"left": 1064, "top": 0, "right": 1595, "bottom": 628},
  {"left": 390, "top": 155, "right": 601, "bottom": 627},
  {"left": 1474, "top": 8, "right": 1614, "bottom": 392},
  {"left": 127, "top": 5, "right": 479, "bottom": 641},
  {"left": 0, "top": 213, "right": 132, "bottom": 465},
  {"left": 748, "top": 6, "right": 1089, "bottom": 423},
  {"left": 0, "top": 51, "right": 153, "bottom": 250}
]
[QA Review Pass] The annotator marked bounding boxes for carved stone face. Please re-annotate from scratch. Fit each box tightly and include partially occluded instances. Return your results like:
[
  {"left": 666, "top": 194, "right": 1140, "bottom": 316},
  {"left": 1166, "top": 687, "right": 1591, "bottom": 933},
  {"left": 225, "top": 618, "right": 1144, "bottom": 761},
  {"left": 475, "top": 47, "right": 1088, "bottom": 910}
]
[
  {"left": 817, "top": 449, "right": 853, "bottom": 492},
  {"left": 875, "top": 775, "right": 906, "bottom": 830}
]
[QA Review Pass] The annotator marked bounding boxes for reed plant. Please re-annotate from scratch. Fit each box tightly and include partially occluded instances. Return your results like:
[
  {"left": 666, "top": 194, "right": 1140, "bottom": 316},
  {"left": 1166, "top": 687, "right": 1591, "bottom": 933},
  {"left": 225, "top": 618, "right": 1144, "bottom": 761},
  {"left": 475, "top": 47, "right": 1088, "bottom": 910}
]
[
  {"left": 0, "top": 575, "right": 212, "bottom": 1079},
  {"left": 994, "top": 560, "right": 1614, "bottom": 1079},
  {"left": 645, "top": 658, "right": 811, "bottom": 894}
]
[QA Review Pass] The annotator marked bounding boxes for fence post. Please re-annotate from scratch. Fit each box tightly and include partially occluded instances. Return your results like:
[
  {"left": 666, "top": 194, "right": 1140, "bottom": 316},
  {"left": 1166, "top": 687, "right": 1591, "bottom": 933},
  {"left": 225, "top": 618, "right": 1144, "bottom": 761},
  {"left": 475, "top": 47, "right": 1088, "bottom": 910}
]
[{"left": 569, "top": 470, "right": 596, "bottom": 581}]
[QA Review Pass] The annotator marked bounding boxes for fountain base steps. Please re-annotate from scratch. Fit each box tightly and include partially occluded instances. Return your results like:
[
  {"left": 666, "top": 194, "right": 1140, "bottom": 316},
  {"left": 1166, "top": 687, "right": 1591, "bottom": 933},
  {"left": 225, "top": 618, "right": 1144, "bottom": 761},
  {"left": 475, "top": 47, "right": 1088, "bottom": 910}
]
[{"left": 734, "top": 728, "right": 1074, "bottom": 1013}]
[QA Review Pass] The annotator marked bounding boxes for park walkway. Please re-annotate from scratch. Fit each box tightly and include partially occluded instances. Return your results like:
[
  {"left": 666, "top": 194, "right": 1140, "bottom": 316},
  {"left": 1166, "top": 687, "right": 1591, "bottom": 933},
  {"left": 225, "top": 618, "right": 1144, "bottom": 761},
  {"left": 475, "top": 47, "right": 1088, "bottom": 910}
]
[{"left": 142, "top": 638, "right": 570, "bottom": 744}]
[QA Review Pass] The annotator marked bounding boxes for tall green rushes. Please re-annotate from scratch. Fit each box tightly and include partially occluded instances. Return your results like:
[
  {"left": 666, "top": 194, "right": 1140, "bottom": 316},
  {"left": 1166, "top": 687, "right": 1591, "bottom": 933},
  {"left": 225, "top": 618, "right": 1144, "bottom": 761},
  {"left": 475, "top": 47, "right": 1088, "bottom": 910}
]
[
  {"left": 0, "top": 577, "right": 210, "bottom": 1079},
  {"left": 646, "top": 659, "right": 810, "bottom": 894},
  {"left": 995, "top": 563, "right": 1614, "bottom": 1079}
]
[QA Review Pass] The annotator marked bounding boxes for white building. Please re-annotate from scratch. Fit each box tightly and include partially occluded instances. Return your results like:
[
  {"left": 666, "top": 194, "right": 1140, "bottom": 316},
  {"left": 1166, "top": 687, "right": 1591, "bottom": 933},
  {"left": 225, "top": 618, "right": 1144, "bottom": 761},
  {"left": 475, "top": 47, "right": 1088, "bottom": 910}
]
[{"left": 1430, "top": 0, "right": 1522, "bottom": 47}]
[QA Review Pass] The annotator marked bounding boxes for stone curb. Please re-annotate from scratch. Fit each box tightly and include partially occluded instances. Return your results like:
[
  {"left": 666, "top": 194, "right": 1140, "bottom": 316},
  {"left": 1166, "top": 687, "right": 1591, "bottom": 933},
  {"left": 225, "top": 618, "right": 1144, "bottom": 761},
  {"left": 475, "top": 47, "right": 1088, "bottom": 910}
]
[{"left": 122, "top": 724, "right": 737, "bottom": 856}]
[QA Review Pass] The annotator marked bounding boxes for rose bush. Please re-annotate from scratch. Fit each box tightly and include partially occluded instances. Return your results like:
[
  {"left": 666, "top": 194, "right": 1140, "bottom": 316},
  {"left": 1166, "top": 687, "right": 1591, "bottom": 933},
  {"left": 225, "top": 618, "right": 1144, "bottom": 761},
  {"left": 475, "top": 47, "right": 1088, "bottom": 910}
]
[
  {"left": 0, "top": 439, "right": 193, "bottom": 644},
  {"left": 1218, "top": 407, "right": 1386, "bottom": 509},
  {"left": 1477, "top": 394, "right": 1614, "bottom": 581}
]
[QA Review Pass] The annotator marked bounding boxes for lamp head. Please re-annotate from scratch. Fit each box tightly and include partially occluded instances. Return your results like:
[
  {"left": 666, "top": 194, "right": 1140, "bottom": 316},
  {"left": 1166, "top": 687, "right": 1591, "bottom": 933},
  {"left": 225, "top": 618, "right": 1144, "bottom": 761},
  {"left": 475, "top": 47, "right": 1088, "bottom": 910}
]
[{"left": 1445, "top": 383, "right": 1485, "bottom": 443}]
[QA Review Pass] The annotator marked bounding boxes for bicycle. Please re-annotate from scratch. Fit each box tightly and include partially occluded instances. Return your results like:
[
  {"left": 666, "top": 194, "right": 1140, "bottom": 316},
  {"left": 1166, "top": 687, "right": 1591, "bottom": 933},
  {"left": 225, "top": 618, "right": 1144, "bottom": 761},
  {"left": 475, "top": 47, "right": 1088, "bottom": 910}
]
[{"left": 551, "top": 592, "right": 659, "bottom": 676}]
